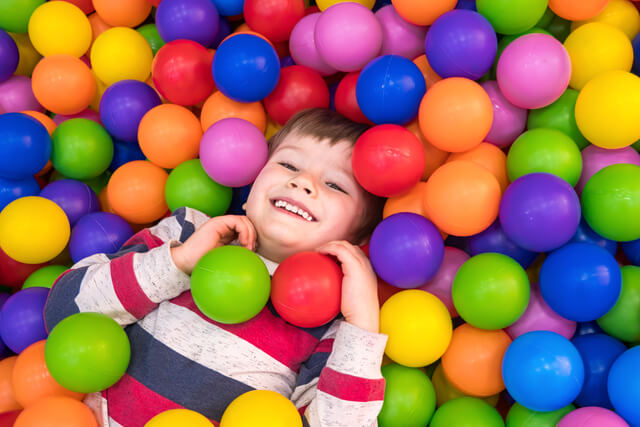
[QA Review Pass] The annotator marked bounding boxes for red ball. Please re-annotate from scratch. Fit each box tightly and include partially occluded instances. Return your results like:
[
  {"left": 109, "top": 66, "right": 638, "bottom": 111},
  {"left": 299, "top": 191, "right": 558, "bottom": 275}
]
[
  {"left": 264, "top": 65, "right": 330, "bottom": 125},
  {"left": 56, "top": 0, "right": 95, "bottom": 14},
  {"left": 152, "top": 40, "right": 215, "bottom": 106},
  {"left": 271, "top": 252, "right": 343, "bottom": 328},
  {"left": 243, "top": 0, "right": 306, "bottom": 42},
  {"left": 335, "top": 72, "right": 371, "bottom": 125},
  {"left": 0, "top": 248, "right": 48, "bottom": 290},
  {"left": 352, "top": 124, "right": 426, "bottom": 197}
]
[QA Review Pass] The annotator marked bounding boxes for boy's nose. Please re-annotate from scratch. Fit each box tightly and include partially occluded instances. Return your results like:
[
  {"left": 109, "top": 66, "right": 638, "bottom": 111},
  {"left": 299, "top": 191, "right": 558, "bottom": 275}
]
[{"left": 288, "top": 180, "right": 315, "bottom": 195}]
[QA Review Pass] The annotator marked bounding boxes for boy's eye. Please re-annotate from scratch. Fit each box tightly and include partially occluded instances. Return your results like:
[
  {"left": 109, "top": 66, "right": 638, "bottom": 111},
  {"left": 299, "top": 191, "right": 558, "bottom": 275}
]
[
  {"left": 278, "top": 162, "right": 298, "bottom": 172},
  {"left": 327, "top": 182, "right": 347, "bottom": 194}
]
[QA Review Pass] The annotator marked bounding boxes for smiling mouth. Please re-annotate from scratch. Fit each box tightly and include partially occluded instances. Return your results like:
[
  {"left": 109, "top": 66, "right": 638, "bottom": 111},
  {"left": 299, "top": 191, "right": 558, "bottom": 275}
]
[{"left": 270, "top": 199, "right": 317, "bottom": 222}]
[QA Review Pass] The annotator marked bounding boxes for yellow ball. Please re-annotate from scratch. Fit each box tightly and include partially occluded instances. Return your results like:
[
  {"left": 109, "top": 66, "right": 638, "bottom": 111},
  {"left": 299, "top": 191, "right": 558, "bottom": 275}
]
[
  {"left": 576, "top": 70, "right": 640, "bottom": 149},
  {"left": 0, "top": 196, "right": 70, "bottom": 264},
  {"left": 9, "top": 33, "right": 41, "bottom": 77},
  {"left": 571, "top": 0, "right": 640, "bottom": 40},
  {"left": 145, "top": 409, "right": 213, "bottom": 427},
  {"left": 316, "top": 0, "right": 375, "bottom": 11},
  {"left": 564, "top": 22, "right": 633, "bottom": 90},
  {"left": 27, "top": 1, "right": 91, "bottom": 57},
  {"left": 380, "top": 290, "right": 452, "bottom": 368},
  {"left": 90, "top": 27, "right": 153, "bottom": 86},
  {"left": 220, "top": 390, "right": 303, "bottom": 427}
]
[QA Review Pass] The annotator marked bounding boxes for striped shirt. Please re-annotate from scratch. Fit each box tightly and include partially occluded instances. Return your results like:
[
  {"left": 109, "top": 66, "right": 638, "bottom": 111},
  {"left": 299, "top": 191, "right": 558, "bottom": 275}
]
[{"left": 43, "top": 207, "right": 388, "bottom": 427}]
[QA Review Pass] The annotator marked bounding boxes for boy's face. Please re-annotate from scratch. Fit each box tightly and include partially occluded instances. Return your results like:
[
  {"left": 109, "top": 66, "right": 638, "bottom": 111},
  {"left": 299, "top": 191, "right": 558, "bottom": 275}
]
[{"left": 245, "top": 133, "right": 367, "bottom": 263}]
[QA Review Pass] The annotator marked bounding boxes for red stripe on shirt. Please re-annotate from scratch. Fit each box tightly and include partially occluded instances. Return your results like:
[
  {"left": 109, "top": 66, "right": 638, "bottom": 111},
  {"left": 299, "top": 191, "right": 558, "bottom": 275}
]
[
  {"left": 110, "top": 252, "right": 156, "bottom": 319},
  {"left": 123, "top": 228, "right": 165, "bottom": 249},
  {"left": 314, "top": 339, "right": 334, "bottom": 354},
  {"left": 317, "top": 367, "right": 385, "bottom": 402}
]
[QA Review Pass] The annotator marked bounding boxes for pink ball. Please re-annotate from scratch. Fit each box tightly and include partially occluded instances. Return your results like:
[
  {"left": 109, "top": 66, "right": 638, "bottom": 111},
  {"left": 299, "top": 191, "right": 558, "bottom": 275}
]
[
  {"left": 577, "top": 145, "right": 640, "bottom": 194},
  {"left": 315, "top": 2, "right": 383, "bottom": 72},
  {"left": 375, "top": 5, "right": 427, "bottom": 60},
  {"left": 199, "top": 118, "right": 268, "bottom": 187},
  {"left": 53, "top": 108, "right": 102, "bottom": 126},
  {"left": 558, "top": 407, "right": 629, "bottom": 427},
  {"left": 497, "top": 34, "right": 571, "bottom": 109},
  {"left": 480, "top": 80, "right": 527, "bottom": 148},
  {"left": 289, "top": 13, "right": 337, "bottom": 76},
  {"left": 418, "top": 247, "right": 469, "bottom": 317},
  {"left": 0, "top": 75, "right": 43, "bottom": 113},
  {"left": 506, "top": 283, "right": 576, "bottom": 340}
]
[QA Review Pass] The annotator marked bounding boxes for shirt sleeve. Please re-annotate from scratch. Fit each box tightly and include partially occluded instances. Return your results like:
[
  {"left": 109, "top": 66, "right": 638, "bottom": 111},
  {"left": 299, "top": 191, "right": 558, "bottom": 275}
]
[
  {"left": 43, "top": 207, "right": 211, "bottom": 332},
  {"left": 290, "top": 320, "right": 388, "bottom": 427}
]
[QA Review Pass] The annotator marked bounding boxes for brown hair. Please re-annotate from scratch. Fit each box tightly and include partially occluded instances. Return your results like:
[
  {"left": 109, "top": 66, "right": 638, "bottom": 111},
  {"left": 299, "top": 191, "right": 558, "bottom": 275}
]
[{"left": 267, "top": 108, "right": 385, "bottom": 245}]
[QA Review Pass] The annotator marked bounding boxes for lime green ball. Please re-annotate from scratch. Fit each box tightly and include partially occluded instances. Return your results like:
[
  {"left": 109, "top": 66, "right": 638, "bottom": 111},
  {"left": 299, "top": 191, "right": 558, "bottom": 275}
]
[
  {"left": 45, "top": 312, "right": 131, "bottom": 393},
  {"left": 582, "top": 164, "right": 640, "bottom": 242},
  {"left": 598, "top": 266, "right": 640, "bottom": 343},
  {"left": 507, "top": 128, "right": 582, "bottom": 186},
  {"left": 378, "top": 364, "right": 436, "bottom": 427},
  {"left": 536, "top": 8, "right": 555, "bottom": 29},
  {"left": 430, "top": 397, "right": 505, "bottom": 427},
  {"left": 477, "top": 0, "right": 548, "bottom": 35},
  {"left": 0, "top": 0, "right": 45, "bottom": 33},
  {"left": 136, "top": 23, "right": 164, "bottom": 55},
  {"left": 51, "top": 119, "right": 114, "bottom": 180},
  {"left": 191, "top": 246, "right": 270, "bottom": 324},
  {"left": 165, "top": 159, "right": 232, "bottom": 218},
  {"left": 452, "top": 253, "right": 530, "bottom": 330},
  {"left": 545, "top": 14, "right": 571, "bottom": 42},
  {"left": 22, "top": 264, "right": 68, "bottom": 289},
  {"left": 632, "top": 139, "right": 640, "bottom": 152},
  {"left": 506, "top": 403, "right": 574, "bottom": 427}
]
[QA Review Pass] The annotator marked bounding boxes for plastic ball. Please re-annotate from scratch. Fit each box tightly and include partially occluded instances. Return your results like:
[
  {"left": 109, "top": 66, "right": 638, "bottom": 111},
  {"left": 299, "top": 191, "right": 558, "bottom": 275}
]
[
  {"left": 378, "top": 364, "right": 436, "bottom": 427},
  {"left": 480, "top": 80, "right": 527, "bottom": 148},
  {"left": 244, "top": 0, "right": 305, "bottom": 43},
  {"left": 22, "top": 265, "right": 68, "bottom": 289},
  {"left": 570, "top": 218, "right": 617, "bottom": 255},
  {"left": 69, "top": 212, "right": 134, "bottom": 263},
  {"left": 314, "top": 2, "right": 383, "bottom": 72},
  {"left": 622, "top": 239, "right": 640, "bottom": 265},
  {"left": 447, "top": 142, "right": 509, "bottom": 192},
  {"left": 375, "top": 5, "right": 428, "bottom": 60},
  {"left": 289, "top": 13, "right": 337, "bottom": 76},
  {"left": 317, "top": 0, "right": 375, "bottom": 10},
  {"left": 0, "top": 29, "right": 18, "bottom": 82},
  {"left": 91, "top": 27, "right": 153, "bottom": 86},
  {"left": 380, "top": 289, "right": 452, "bottom": 367},
  {"left": 0, "top": 176, "right": 40, "bottom": 211},
  {"left": 40, "top": 179, "right": 100, "bottom": 226},
  {"left": 14, "top": 396, "right": 97, "bottom": 427},
  {"left": 334, "top": 72, "right": 370, "bottom": 124},
  {"left": 220, "top": 390, "right": 302, "bottom": 427},
  {"left": 152, "top": 40, "right": 215, "bottom": 106},
  {"left": 412, "top": 54, "right": 443, "bottom": 88},
  {"left": 558, "top": 407, "right": 629, "bottom": 427},
  {"left": 137, "top": 23, "right": 165, "bottom": 55},
  {"left": 0, "top": 356, "right": 21, "bottom": 413},
  {"left": 199, "top": 118, "right": 268, "bottom": 188},
  {"left": 0, "top": 0, "right": 45, "bottom": 33},
  {"left": 507, "top": 403, "right": 575, "bottom": 427},
  {"left": 578, "top": 145, "right": 640, "bottom": 194},
  {"left": 0, "top": 113, "right": 50, "bottom": 180},
  {"left": 108, "top": 139, "right": 146, "bottom": 172},
  {"left": 608, "top": 346, "right": 640, "bottom": 425},
  {"left": 200, "top": 91, "right": 267, "bottom": 133},
  {"left": 582, "top": 164, "right": 640, "bottom": 241},
  {"left": 0, "top": 288, "right": 49, "bottom": 353},
  {"left": 430, "top": 397, "right": 504, "bottom": 427},
  {"left": 212, "top": 34, "right": 280, "bottom": 102},
  {"left": 27, "top": 1, "right": 91, "bottom": 57},
  {"left": 390, "top": 0, "right": 456, "bottom": 26},
  {"left": 92, "top": 0, "right": 151, "bottom": 27},
  {"left": 156, "top": 0, "right": 219, "bottom": 47},
  {"left": 597, "top": 266, "right": 640, "bottom": 342},
  {"left": 53, "top": 108, "right": 102, "bottom": 126},
  {"left": 432, "top": 364, "right": 501, "bottom": 406},
  {"left": 476, "top": 0, "right": 547, "bottom": 35},
  {"left": 549, "top": 0, "right": 609, "bottom": 21},
  {"left": 418, "top": 77, "right": 493, "bottom": 152},
  {"left": 212, "top": 0, "right": 244, "bottom": 16},
  {"left": 147, "top": 409, "right": 214, "bottom": 427},
  {"left": 418, "top": 246, "right": 468, "bottom": 317},
  {"left": 0, "top": 247, "right": 47, "bottom": 290},
  {"left": 572, "top": 0, "right": 640, "bottom": 40}
]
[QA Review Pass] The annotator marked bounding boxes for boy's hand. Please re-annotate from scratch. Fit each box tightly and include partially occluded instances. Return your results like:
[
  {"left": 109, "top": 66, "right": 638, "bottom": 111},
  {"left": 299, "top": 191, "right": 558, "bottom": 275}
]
[
  {"left": 316, "top": 241, "right": 380, "bottom": 334},
  {"left": 171, "top": 215, "right": 257, "bottom": 275}
]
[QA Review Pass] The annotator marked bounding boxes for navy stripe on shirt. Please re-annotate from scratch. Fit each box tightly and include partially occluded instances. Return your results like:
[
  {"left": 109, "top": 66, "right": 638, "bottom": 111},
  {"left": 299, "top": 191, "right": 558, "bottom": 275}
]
[{"left": 43, "top": 266, "right": 87, "bottom": 332}]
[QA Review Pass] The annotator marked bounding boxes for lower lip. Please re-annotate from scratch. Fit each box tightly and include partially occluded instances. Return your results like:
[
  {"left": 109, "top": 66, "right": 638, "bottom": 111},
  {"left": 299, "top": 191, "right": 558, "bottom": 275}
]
[{"left": 271, "top": 203, "right": 313, "bottom": 222}]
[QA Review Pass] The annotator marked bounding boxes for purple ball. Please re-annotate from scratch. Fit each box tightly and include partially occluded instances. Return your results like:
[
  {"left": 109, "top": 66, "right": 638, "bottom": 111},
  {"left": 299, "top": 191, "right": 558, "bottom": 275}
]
[
  {"left": 500, "top": 173, "right": 581, "bottom": 253},
  {"left": 211, "top": 17, "right": 231, "bottom": 49},
  {"left": 468, "top": 220, "right": 538, "bottom": 269},
  {"left": 375, "top": 5, "right": 427, "bottom": 60},
  {"left": 0, "top": 287, "right": 49, "bottom": 353},
  {"left": 289, "top": 13, "right": 337, "bottom": 76},
  {"left": 0, "top": 75, "right": 43, "bottom": 113},
  {"left": 369, "top": 212, "right": 445, "bottom": 288},
  {"left": 40, "top": 179, "right": 100, "bottom": 227},
  {"left": 481, "top": 80, "right": 527, "bottom": 148},
  {"left": 0, "top": 29, "right": 19, "bottom": 83},
  {"left": 425, "top": 9, "right": 497, "bottom": 80},
  {"left": 156, "top": 0, "right": 220, "bottom": 47},
  {"left": 100, "top": 80, "right": 162, "bottom": 143},
  {"left": 69, "top": 212, "right": 134, "bottom": 263}
]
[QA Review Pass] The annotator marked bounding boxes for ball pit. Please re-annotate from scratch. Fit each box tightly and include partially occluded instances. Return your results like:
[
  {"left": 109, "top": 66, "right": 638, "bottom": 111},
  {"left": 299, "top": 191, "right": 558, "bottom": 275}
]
[
  {"left": 27, "top": 1, "right": 91, "bottom": 58},
  {"left": 378, "top": 363, "right": 436, "bottom": 427},
  {"left": 375, "top": 5, "right": 427, "bottom": 60},
  {"left": 69, "top": 212, "right": 134, "bottom": 262},
  {"left": 156, "top": 0, "right": 220, "bottom": 47},
  {"left": 0, "top": 287, "right": 49, "bottom": 353},
  {"left": 40, "top": 179, "right": 100, "bottom": 226},
  {"left": 90, "top": 27, "right": 153, "bottom": 86},
  {"left": 480, "top": 80, "right": 527, "bottom": 148},
  {"left": 0, "top": 75, "right": 42, "bottom": 113},
  {"left": 289, "top": 13, "right": 337, "bottom": 76}
]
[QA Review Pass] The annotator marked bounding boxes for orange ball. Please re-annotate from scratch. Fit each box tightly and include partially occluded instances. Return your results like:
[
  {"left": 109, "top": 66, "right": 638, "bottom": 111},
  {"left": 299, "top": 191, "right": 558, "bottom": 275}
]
[
  {"left": 383, "top": 181, "right": 428, "bottom": 219},
  {"left": 549, "top": 0, "right": 610, "bottom": 21},
  {"left": 88, "top": 12, "right": 112, "bottom": 49},
  {"left": 391, "top": 0, "right": 457, "bottom": 25},
  {"left": 14, "top": 396, "right": 97, "bottom": 427},
  {"left": 107, "top": 161, "right": 169, "bottom": 224},
  {"left": 447, "top": 142, "right": 509, "bottom": 192},
  {"left": 413, "top": 55, "right": 442, "bottom": 89},
  {"left": 31, "top": 55, "right": 96, "bottom": 115},
  {"left": 424, "top": 160, "right": 502, "bottom": 236},
  {"left": 441, "top": 324, "right": 511, "bottom": 397},
  {"left": 201, "top": 91, "right": 267, "bottom": 133},
  {"left": 405, "top": 120, "right": 449, "bottom": 181},
  {"left": 418, "top": 77, "right": 493, "bottom": 153},
  {"left": 92, "top": 0, "right": 151, "bottom": 27},
  {"left": 12, "top": 341, "right": 85, "bottom": 408},
  {"left": 20, "top": 111, "right": 56, "bottom": 135},
  {"left": 0, "top": 356, "right": 21, "bottom": 413},
  {"left": 138, "top": 104, "right": 203, "bottom": 169}
]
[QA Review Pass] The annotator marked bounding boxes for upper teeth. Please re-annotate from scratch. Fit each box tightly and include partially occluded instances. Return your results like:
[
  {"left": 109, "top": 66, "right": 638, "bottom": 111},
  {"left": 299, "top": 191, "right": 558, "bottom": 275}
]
[{"left": 274, "top": 200, "right": 314, "bottom": 221}]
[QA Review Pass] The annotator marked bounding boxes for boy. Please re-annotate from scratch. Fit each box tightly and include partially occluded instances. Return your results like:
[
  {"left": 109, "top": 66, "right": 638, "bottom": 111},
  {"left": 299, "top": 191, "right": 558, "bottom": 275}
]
[{"left": 44, "top": 108, "right": 388, "bottom": 427}]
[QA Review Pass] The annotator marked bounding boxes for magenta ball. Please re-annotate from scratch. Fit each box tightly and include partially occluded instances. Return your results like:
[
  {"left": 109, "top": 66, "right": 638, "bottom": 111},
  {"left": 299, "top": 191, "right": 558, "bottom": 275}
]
[
  {"left": 418, "top": 246, "right": 468, "bottom": 317},
  {"left": 506, "top": 284, "right": 576, "bottom": 340},
  {"left": 0, "top": 75, "right": 43, "bottom": 113},
  {"left": 289, "top": 13, "right": 337, "bottom": 76},
  {"left": 577, "top": 145, "right": 640, "bottom": 194},
  {"left": 558, "top": 407, "right": 629, "bottom": 427},
  {"left": 481, "top": 80, "right": 527, "bottom": 148},
  {"left": 199, "top": 118, "right": 268, "bottom": 187},
  {"left": 375, "top": 5, "right": 427, "bottom": 60},
  {"left": 315, "top": 2, "right": 383, "bottom": 72},
  {"left": 497, "top": 34, "right": 571, "bottom": 109},
  {"left": 53, "top": 108, "right": 102, "bottom": 126}
]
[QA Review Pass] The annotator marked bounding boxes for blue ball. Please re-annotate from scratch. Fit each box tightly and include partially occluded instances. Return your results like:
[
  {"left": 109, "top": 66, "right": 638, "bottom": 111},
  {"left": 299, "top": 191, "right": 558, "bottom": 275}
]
[
  {"left": 211, "top": 0, "right": 244, "bottom": 17},
  {"left": 502, "top": 331, "right": 584, "bottom": 412},
  {"left": 608, "top": 346, "right": 640, "bottom": 425},
  {"left": 540, "top": 243, "right": 622, "bottom": 322},
  {"left": 632, "top": 33, "right": 640, "bottom": 77},
  {"left": 227, "top": 184, "right": 251, "bottom": 215},
  {"left": 156, "top": 0, "right": 220, "bottom": 47},
  {"left": 0, "top": 113, "right": 51, "bottom": 180},
  {"left": 570, "top": 219, "right": 617, "bottom": 255},
  {"left": 0, "top": 176, "right": 40, "bottom": 211},
  {"left": 456, "top": 0, "right": 477, "bottom": 11},
  {"left": 109, "top": 139, "right": 146, "bottom": 172},
  {"left": 69, "top": 212, "right": 134, "bottom": 263},
  {"left": 468, "top": 220, "right": 538, "bottom": 269},
  {"left": 573, "top": 321, "right": 604, "bottom": 338},
  {"left": 211, "top": 17, "right": 232, "bottom": 49},
  {"left": 356, "top": 55, "right": 426, "bottom": 125},
  {"left": 0, "top": 29, "right": 19, "bottom": 83},
  {"left": 212, "top": 34, "right": 280, "bottom": 102},
  {"left": 622, "top": 238, "right": 640, "bottom": 266}
]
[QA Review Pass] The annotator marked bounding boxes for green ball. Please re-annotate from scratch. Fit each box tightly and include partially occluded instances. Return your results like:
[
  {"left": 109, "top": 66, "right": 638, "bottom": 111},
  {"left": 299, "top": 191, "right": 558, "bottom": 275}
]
[
  {"left": 507, "top": 128, "right": 582, "bottom": 186},
  {"left": 430, "top": 397, "right": 505, "bottom": 427},
  {"left": 22, "top": 264, "right": 68, "bottom": 289},
  {"left": 191, "top": 245, "right": 271, "bottom": 324},
  {"left": 546, "top": 15, "right": 571, "bottom": 42},
  {"left": 506, "top": 403, "right": 574, "bottom": 427},
  {"left": 136, "top": 23, "right": 164, "bottom": 55},
  {"left": 165, "top": 159, "right": 232, "bottom": 218},
  {"left": 535, "top": 8, "right": 555, "bottom": 29},
  {"left": 44, "top": 312, "right": 131, "bottom": 393},
  {"left": 598, "top": 266, "right": 640, "bottom": 343},
  {"left": 51, "top": 118, "right": 114, "bottom": 180},
  {"left": 477, "top": 0, "right": 548, "bottom": 35},
  {"left": 632, "top": 139, "right": 640, "bottom": 152},
  {"left": 452, "top": 253, "right": 530, "bottom": 330},
  {"left": 527, "top": 89, "right": 589, "bottom": 150},
  {"left": 582, "top": 164, "right": 640, "bottom": 242},
  {"left": 378, "top": 364, "right": 436, "bottom": 427},
  {"left": 0, "top": 0, "right": 45, "bottom": 33}
]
